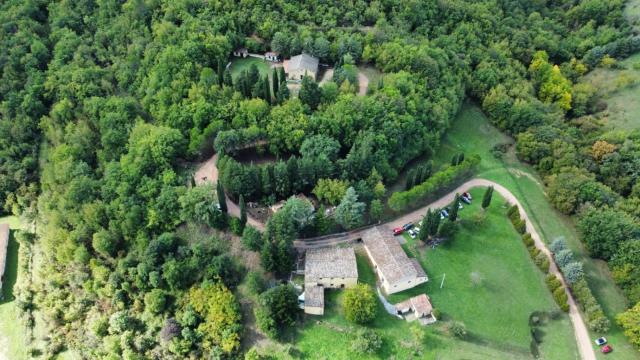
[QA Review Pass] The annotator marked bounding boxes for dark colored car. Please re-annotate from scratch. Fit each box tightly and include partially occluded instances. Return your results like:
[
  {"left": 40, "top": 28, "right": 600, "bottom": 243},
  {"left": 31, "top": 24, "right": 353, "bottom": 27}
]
[{"left": 402, "top": 223, "right": 414, "bottom": 231}]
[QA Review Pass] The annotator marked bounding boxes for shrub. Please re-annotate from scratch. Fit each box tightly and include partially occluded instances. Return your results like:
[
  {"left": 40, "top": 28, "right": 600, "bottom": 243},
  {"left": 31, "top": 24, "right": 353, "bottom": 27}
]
[
  {"left": 449, "top": 321, "right": 467, "bottom": 338},
  {"left": 242, "top": 226, "right": 263, "bottom": 251},
  {"left": 546, "top": 275, "right": 562, "bottom": 292},
  {"left": 343, "top": 284, "right": 377, "bottom": 324},
  {"left": 528, "top": 246, "right": 541, "bottom": 259},
  {"left": 245, "top": 271, "right": 266, "bottom": 295},
  {"left": 229, "top": 217, "right": 244, "bottom": 235},
  {"left": 534, "top": 252, "right": 550, "bottom": 273},
  {"left": 522, "top": 233, "right": 534, "bottom": 247},
  {"left": 552, "top": 287, "right": 570, "bottom": 312},
  {"left": 514, "top": 219, "right": 527, "bottom": 234},
  {"left": 549, "top": 237, "right": 567, "bottom": 254},
  {"left": 588, "top": 310, "right": 611, "bottom": 333},
  {"left": 507, "top": 205, "right": 520, "bottom": 219},
  {"left": 554, "top": 249, "right": 574, "bottom": 268},
  {"left": 350, "top": 329, "right": 383, "bottom": 354},
  {"left": 562, "top": 261, "right": 584, "bottom": 284}
]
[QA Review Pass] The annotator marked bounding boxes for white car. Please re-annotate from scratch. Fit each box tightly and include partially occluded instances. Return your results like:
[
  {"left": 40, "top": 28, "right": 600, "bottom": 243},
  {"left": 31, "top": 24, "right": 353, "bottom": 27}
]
[
  {"left": 408, "top": 229, "right": 416, "bottom": 239},
  {"left": 595, "top": 337, "right": 607, "bottom": 346},
  {"left": 414, "top": 227, "right": 421, "bottom": 234}
]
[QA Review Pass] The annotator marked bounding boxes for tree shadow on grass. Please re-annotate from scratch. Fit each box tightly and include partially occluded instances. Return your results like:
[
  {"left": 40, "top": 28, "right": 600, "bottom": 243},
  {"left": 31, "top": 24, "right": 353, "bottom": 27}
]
[{"left": 1, "top": 233, "right": 19, "bottom": 304}]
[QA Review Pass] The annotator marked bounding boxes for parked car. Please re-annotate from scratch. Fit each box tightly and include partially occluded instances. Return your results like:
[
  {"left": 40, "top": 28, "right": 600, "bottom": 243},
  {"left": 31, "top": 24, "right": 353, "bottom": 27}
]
[
  {"left": 463, "top": 191, "right": 472, "bottom": 200},
  {"left": 418, "top": 220, "right": 423, "bottom": 226},
  {"left": 461, "top": 195, "right": 471, "bottom": 204},
  {"left": 408, "top": 229, "right": 416, "bottom": 239},
  {"left": 457, "top": 202, "right": 463, "bottom": 209},
  {"left": 393, "top": 227, "right": 403, "bottom": 236},
  {"left": 402, "top": 223, "right": 414, "bottom": 231},
  {"left": 414, "top": 227, "right": 421, "bottom": 234},
  {"left": 440, "top": 209, "right": 449, "bottom": 219},
  {"left": 601, "top": 345, "right": 613, "bottom": 354},
  {"left": 595, "top": 337, "right": 607, "bottom": 346}
]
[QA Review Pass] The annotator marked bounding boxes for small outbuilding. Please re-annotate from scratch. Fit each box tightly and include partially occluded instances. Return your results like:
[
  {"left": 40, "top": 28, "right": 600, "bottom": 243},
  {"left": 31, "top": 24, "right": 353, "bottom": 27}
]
[
  {"left": 283, "top": 53, "right": 319, "bottom": 81},
  {"left": 0, "top": 223, "right": 9, "bottom": 294},
  {"left": 233, "top": 48, "right": 249, "bottom": 58},
  {"left": 395, "top": 294, "right": 437, "bottom": 325},
  {"left": 301, "top": 285, "right": 325, "bottom": 315},
  {"left": 265, "top": 51, "right": 280, "bottom": 62}
]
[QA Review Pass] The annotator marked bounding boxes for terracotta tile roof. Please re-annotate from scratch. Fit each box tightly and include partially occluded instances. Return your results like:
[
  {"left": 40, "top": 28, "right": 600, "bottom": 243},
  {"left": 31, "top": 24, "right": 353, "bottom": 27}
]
[
  {"left": 395, "top": 294, "right": 433, "bottom": 316},
  {"left": 288, "top": 53, "right": 319, "bottom": 73},
  {"left": 362, "top": 227, "right": 428, "bottom": 286},
  {"left": 304, "top": 285, "right": 324, "bottom": 308},
  {"left": 305, "top": 247, "right": 357, "bottom": 283}
]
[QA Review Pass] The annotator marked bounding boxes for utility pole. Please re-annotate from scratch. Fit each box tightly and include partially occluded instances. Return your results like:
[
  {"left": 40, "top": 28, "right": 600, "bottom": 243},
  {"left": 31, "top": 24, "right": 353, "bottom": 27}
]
[{"left": 440, "top": 273, "right": 446, "bottom": 289}]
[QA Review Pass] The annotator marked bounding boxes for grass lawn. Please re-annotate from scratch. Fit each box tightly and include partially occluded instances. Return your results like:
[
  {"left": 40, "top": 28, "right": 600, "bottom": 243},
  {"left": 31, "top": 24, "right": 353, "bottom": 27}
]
[
  {"left": 583, "top": 52, "right": 640, "bottom": 131},
  {"left": 358, "top": 65, "right": 383, "bottom": 87},
  {"left": 432, "top": 102, "right": 639, "bottom": 359},
  {"left": 0, "top": 225, "right": 29, "bottom": 360},
  {"left": 283, "top": 188, "right": 577, "bottom": 359},
  {"left": 230, "top": 57, "right": 271, "bottom": 80}
]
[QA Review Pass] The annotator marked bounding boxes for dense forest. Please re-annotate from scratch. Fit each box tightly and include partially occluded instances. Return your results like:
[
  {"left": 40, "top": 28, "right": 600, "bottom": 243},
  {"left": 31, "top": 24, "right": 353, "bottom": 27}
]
[{"left": 1, "top": 0, "right": 640, "bottom": 358}]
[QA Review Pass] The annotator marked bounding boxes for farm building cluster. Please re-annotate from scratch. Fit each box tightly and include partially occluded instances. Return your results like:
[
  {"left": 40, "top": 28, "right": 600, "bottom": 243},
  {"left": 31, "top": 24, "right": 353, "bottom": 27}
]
[
  {"left": 299, "top": 226, "right": 436, "bottom": 325},
  {"left": 232, "top": 48, "right": 319, "bottom": 82}
]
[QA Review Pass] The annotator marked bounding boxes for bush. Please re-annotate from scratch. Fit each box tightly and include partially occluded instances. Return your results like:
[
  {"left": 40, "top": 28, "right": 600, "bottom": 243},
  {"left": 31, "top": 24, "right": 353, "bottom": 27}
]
[
  {"left": 552, "top": 287, "right": 570, "bottom": 312},
  {"left": 229, "top": 217, "right": 244, "bottom": 235},
  {"left": 534, "top": 252, "right": 550, "bottom": 273},
  {"left": 245, "top": 271, "right": 266, "bottom": 295},
  {"left": 562, "top": 261, "right": 584, "bottom": 284},
  {"left": 546, "top": 274, "right": 562, "bottom": 292},
  {"left": 343, "top": 284, "right": 377, "bottom": 324},
  {"left": 522, "top": 233, "right": 534, "bottom": 247},
  {"left": 554, "top": 249, "right": 574, "bottom": 268},
  {"left": 350, "top": 329, "right": 383, "bottom": 354},
  {"left": 550, "top": 237, "right": 567, "bottom": 254},
  {"left": 242, "top": 226, "right": 263, "bottom": 251},
  {"left": 388, "top": 156, "right": 480, "bottom": 211},
  {"left": 449, "top": 321, "right": 467, "bottom": 338},
  {"left": 507, "top": 205, "right": 520, "bottom": 219},
  {"left": 528, "top": 246, "right": 541, "bottom": 259},
  {"left": 513, "top": 219, "right": 527, "bottom": 234}
]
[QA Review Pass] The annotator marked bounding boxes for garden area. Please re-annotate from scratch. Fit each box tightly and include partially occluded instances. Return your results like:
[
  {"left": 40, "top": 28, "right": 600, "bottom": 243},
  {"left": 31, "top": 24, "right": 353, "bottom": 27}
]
[
  {"left": 431, "top": 103, "right": 638, "bottom": 358},
  {"left": 229, "top": 57, "right": 272, "bottom": 80}
]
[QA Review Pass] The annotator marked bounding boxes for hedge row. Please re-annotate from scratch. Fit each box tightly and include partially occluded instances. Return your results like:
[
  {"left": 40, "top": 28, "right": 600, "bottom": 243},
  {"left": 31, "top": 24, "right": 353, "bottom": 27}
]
[
  {"left": 510, "top": 207, "right": 569, "bottom": 312},
  {"left": 388, "top": 155, "right": 480, "bottom": 211},
  {"left": 546, "top": 274, "right": 570, "bottom": 312},
  {"left": 550, "top": 238, "right": 610, "bottom": 332}
]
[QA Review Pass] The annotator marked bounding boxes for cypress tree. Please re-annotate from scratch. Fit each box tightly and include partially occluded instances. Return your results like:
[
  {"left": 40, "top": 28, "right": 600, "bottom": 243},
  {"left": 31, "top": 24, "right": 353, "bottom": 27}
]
[
  {"left": 458, "top": 152, "right": 465, "bottom": 164},
  {"left": 451, "top": 154, "right": 459, "bottom": 166},
  {"left": 272, "top": 67, "right": 279, "bottom": 99},
  {"left": 217, "top": 59, "right": 225, "bottom": 85},
  {"left": 419, "top": 211, "right": 430, "bottom": 242},
  {"left": 449, "top": 193, "right": 461, "bottom": 222},
  {"left": 482, "top": 186, "right": 494, "bottom": 210},
  {"left": 424, "top": 160, "right": 433, "bottom": 179},
  {"left": 217, "top": 181, "right": 227, "bottom": 214},
  {"left": 429, "top": 209, "right": 441, "bottom": 237},
  {"left": 278, "top": 67, "right": 286, "bottom": 84},
  {"left": 223, "top": 68, "right": 233, "bottom": 86},
  {"left": 239, "top": 194, "right": 247, "bottom": 229},
  {"left": 405, "top": 170, "right": 416, "bottom": 190},
  {"left": 263, "top": 75, "right": 271, "bottom": 104},
  {"left": 277, "top": 80, "right": 290, "bottom": 102}
]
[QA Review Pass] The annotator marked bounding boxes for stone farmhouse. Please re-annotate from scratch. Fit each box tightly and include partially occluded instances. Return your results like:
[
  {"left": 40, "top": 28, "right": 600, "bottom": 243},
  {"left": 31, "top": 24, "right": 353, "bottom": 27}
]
[
  {"left": 302, "top": 247, "right": 358, "bottom": 315},
  {"left": 395, "top": 294, "right": 437, "bottom": 325},
  {"left": 283, "top": 53, "right": 319, "bottom": 81},
  {"left": 361, "top": 227, "right": 428, "bottom": 294}
]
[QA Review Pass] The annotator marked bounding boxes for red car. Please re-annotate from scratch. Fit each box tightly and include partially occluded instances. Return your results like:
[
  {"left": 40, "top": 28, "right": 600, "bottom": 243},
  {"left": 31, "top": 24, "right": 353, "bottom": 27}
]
[
  {"left": 601, "top": 345, "right": 613, "bottom": 354},
  {"left": 393, "top": 227, "right": 403, "bottom": 236}
]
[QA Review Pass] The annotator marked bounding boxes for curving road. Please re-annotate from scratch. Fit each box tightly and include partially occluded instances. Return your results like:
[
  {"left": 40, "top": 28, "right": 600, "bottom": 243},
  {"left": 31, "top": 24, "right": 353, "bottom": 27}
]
[{"left": 195, "top": 154, "right": 595, "bottom": 360}]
